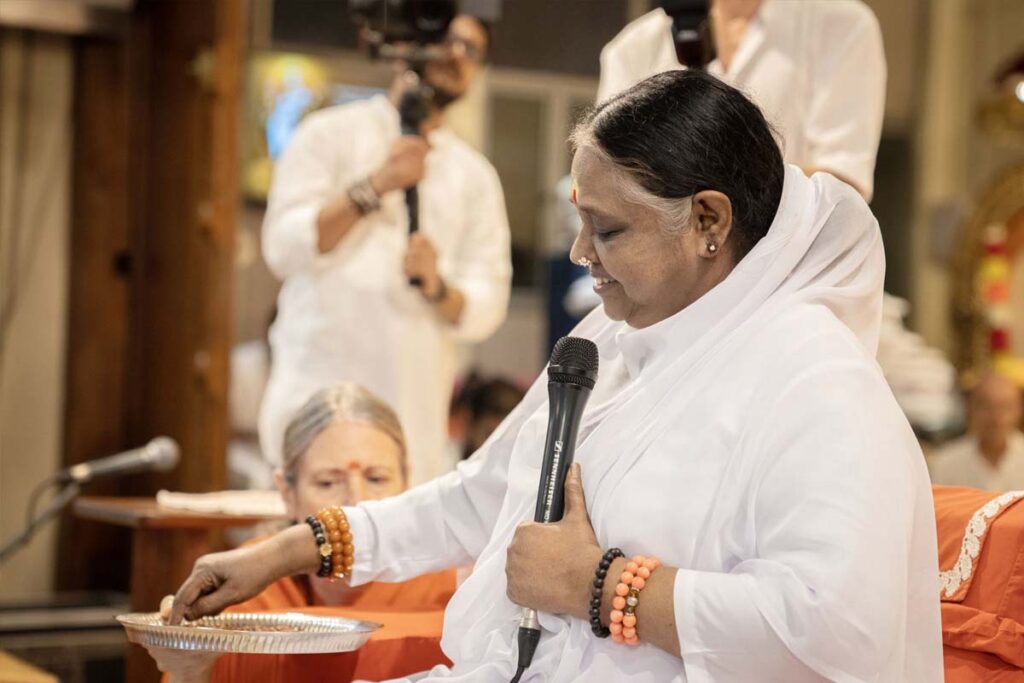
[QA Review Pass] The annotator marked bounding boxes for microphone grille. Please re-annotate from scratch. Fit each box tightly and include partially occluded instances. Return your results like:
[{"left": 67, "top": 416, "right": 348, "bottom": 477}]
[
  {"left": 548, "top": 336, "right": 599, "bottom": 388},
  {"left": 147, "top": 436, "right": 181, "bottom": 472}
]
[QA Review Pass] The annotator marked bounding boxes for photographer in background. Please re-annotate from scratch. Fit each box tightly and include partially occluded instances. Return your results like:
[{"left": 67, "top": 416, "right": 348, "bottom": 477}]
[{"left": 260, "top": 13, "right": 512, "bottom": 486}]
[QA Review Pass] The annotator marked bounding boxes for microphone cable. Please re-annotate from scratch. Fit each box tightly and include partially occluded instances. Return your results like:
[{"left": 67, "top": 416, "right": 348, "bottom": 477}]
[
  {"left": 0, "top": 479, "right": 80, "bottom": 564},
  {"left": 510, "top": 625, "right": 540, "bottom": 682}
]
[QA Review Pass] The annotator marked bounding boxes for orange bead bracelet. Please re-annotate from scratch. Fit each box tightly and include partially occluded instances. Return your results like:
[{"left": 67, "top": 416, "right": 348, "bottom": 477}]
[
  {"left": 609, "top": 555, "right": 660, "bottom": 645},
  {"left": 315, "top": 506, "right": 354, "bottom": 581}
]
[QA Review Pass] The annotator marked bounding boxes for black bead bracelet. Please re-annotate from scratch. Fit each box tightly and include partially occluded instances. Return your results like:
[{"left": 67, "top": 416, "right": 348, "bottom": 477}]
[
  {"left": 305, "top": 515, "right": 332, "bottom": 578},
  {"left": 589, "top": 547, "right": 625, "bottom": 638}
]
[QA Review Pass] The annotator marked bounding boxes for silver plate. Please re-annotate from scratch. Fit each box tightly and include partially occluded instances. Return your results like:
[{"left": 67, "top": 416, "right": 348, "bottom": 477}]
[{"left": 117, "top": 612, "right": 380, "bottom": 654}]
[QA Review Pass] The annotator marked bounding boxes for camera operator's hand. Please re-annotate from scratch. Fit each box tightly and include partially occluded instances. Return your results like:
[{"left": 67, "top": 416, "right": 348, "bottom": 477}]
[
  {"left": 371, "top": 136, "right": 429, "bottom": 195},
  {"left": 404, "top": 233, "right": 443, "bottom": 300}
]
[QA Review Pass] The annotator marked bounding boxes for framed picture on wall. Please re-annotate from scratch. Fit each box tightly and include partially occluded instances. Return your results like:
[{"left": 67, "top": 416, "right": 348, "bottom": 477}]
[{"left": 243, "top": 52, "right": 386, "bottom": 202}]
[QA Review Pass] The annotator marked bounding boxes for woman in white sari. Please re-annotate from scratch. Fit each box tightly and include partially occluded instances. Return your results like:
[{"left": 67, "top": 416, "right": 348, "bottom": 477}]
[{"left": 162, "top": 70, "right": 942, "bottom": 682}]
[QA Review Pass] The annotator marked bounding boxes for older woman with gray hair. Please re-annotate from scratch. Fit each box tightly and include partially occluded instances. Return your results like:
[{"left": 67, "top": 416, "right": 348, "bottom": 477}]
[
  {"left": 167, "top": 70, "right": 942, "bottom": 682},
  {"left": 151, "top": 384, "right": 455, "bottom": 683},
  {"left": 249, "top": 383, "right": 453, "bottom": 610},
  {"left": 278, "top": 383, "right": 407, "bottom": 514}
]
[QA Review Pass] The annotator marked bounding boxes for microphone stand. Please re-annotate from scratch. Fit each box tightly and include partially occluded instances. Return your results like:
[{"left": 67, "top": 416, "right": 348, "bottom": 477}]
[{"left": 0, "top": 480, "right": 81, "bottom": 565}]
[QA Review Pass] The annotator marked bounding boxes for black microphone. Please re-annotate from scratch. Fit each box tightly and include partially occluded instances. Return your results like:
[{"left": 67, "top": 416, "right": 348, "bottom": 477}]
[
  {"left": 659, "top": 0, "right": 715, "bottom": 69},
  {"left": 57, "top": 437, "right": 181, "bottom": 485},
  {"left": 398, "top": 71, "right": 432, "bottom": 288},
  {"left": 513, "top": 336, "right": 599, "bottom": 683}
]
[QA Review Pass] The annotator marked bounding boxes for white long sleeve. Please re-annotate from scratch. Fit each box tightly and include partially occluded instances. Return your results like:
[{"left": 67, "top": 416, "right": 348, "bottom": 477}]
[
  {"left": 804, "top": 2, "right": 886, "bottom": 200},
  {"left": 446, "top": 162, "right": 512, "bottom": 342},
  {"left": 261, "top": 112, "right": 343, "bottom": 280},
  {"left": 675, "top": 361, "right": 940, "bottom": 682}
]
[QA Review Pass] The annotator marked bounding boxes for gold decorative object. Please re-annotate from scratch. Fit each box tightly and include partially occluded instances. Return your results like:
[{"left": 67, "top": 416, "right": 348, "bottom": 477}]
[
  {"left": 977, "top": 52, "right": 1024, "bottom": 146},
  {"left": 952, "top": 166, "right": 1024, "bottom": 383}
]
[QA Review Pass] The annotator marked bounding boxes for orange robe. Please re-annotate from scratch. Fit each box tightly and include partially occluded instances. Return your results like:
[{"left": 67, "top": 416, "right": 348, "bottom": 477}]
[{"left": 226, "top": 569, "right": 455, "bottom": 612}]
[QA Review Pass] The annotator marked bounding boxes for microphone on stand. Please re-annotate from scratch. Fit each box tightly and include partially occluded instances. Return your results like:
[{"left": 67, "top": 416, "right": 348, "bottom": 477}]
[
  {"left": 57, "top": 436, "right": 180, "bottom": 484},
  {"left": 512, "top": 336, "right": 599, "bottom": 683},
  {"left": 0, "top": 437, "right": 181, "bottom": 564}
]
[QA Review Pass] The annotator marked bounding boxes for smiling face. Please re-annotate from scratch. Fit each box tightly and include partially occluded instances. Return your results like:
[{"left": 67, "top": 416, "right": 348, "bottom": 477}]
[{"left": 568, "top": 144, "right": 735, "bottom": 329}]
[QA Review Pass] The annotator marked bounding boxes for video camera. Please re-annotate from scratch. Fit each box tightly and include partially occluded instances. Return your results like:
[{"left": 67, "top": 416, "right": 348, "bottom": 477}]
[
  {"left": 658, "top": 0, "right": 716, "bottom": 69},
  {"left": 349, "top": 0, "right": 460, "bottom": 140},
  {"left": 347, "top": 0, "right": 496, "bottom": 252},
  {"left": 349, "top": 0, "right": 457, "bottom": 66},
  {"left": 347, "top": 0, "right": 461, "bottom": 271}
]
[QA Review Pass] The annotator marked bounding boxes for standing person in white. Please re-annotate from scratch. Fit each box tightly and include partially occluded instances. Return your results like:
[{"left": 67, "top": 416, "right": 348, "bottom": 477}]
[
  {"left": 594, "top": 1, "right": 961, "bottom": 424},
  {"left": 260, "top": 15, "right": 512, "bottom": 485},
  {"left": 164, "top": 71, "right": 942, "bottom": 683},
  {"left": 598, "top": 0, "right": 886, "bottom": 201}
]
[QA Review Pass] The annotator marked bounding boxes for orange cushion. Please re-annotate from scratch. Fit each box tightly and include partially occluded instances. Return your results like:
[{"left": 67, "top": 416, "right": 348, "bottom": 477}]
[
  {"left": 943, "top": 645, "right": 1024, "bottom": 683},
  {"left": 934, "top": 485, "right": 1024, "bottom": 668}
]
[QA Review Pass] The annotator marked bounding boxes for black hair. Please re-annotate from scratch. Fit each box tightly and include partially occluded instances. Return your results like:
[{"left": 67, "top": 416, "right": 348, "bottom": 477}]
[
  {"left": 574, "top": 69, "right": 784, "bottom": 258},
  {"left": 451, "top": 371, "right": 523, "bottom": 420},
  {"left": 467, "top": 377, "right": 524, "bottom": 421}
]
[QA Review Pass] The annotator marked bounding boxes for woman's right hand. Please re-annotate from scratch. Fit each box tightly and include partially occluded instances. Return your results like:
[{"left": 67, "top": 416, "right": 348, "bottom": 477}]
[{"left": 169, "top": 524, "right": 320, "bottom": 623}]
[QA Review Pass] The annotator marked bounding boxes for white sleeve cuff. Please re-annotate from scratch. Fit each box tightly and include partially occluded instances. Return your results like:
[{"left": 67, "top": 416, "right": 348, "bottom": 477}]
[
  {"left": 343, "top": 505, "right": 377, "bottom": 587},
  {"left": 674, "top": 569, "right": 706, "bottom": 655},
  {"left": 262, "top": 202, "right": 324, "bottom": 279}
]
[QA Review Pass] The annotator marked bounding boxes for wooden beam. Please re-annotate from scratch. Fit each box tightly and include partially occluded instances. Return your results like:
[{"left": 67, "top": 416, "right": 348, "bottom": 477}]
[
  {"left": 60, "top": 0, "right": 246, "bottom": 604},
  {"left": 59, "top": 33, "right": 135, "bottom": 593}
]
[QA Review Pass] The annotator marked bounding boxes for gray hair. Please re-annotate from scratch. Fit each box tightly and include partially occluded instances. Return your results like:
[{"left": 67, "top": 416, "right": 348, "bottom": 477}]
[
  {"left": 282, "top": 383, "right": 407, "bottom": 485},
  {"left": 569, "top": 125, "right": 693, "bottom": 233}
]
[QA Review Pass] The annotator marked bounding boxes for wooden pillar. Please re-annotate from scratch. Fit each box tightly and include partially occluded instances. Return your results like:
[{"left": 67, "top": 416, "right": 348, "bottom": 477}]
[
  {"left": 60, "top": 32, "right": 137, "bottom": 592},
  {"left": 59, "top": 0, "right": 245, "bottom": 601}
]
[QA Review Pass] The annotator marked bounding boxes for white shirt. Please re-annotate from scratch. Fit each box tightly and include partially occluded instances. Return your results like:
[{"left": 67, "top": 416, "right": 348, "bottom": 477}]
[
  {"left": 598, "top": 0, "right": 886, "bottom": 200},
  {"left": 345, "top": 168, "right": 943, "bottom": 682},
  {"left": 260, "top": 96, "right": 512, "bottom": 485},
  {"left": 929, "top": 431, "right": 1024, "bottom": 492}
]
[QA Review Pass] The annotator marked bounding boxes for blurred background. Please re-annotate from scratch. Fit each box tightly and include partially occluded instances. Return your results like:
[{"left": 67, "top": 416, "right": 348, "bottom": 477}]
[{"left": 0, "top": 0, "right": 1022, "bottom": 680}]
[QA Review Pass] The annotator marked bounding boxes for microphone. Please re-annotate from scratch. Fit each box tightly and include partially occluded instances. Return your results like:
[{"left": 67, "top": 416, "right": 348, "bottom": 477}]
[
  {"left": 58, "top": 437, "right": 181, "bottom": 485},
  {"left": 513, "top": 336, "right": 599, "bottom": 683},
  {"left": 0, "top": 437, "right": 181, "bottom": 565},
  {"left": 398, "top": 70, "right": 431, "bottom": 288}
]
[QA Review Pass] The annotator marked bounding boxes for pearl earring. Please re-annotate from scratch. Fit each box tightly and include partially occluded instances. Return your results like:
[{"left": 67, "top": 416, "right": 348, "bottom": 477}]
[{"left": 707, "top": 243, "right": 717, "bottom": 253}]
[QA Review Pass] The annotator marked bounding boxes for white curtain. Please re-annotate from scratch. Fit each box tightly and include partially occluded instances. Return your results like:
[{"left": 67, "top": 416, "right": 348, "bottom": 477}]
[{"left": 0, "top": 28, "right": 72, "bottom": 599}]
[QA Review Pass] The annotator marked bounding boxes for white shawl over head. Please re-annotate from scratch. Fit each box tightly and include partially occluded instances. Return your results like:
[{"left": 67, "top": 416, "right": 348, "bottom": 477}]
[{"left": 347, "top": 167, "right": 942, "bottom": 682}]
